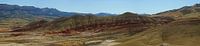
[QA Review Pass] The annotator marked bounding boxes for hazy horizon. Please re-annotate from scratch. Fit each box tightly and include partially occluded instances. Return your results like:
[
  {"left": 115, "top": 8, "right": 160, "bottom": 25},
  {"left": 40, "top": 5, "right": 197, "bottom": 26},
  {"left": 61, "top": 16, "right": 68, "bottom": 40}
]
[{"left": 0, "top": 0, "right": 199, "bottom": 14}]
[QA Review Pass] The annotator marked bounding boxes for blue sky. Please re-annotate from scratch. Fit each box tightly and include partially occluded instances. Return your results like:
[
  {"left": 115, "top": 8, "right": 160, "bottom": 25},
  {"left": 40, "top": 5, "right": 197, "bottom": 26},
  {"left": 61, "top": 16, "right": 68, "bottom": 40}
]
[{"left": 0, "top": 0, "right": 199, "bottom": 14}]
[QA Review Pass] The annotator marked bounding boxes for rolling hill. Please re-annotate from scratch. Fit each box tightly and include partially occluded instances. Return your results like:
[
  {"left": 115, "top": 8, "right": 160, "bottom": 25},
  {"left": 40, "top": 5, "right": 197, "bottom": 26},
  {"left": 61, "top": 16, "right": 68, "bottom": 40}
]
[
  {"left": 116, "top": 4, "right": 200, "bottom": 46},
  {"left": 155, "top": 4, "right": 200, "bottom": 18}
]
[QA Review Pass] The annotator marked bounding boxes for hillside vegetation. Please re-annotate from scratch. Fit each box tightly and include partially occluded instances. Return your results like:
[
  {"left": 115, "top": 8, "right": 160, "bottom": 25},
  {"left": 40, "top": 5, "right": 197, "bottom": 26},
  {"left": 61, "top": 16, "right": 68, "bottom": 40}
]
[{"left": 116, "top": 4, "right": 200, "bottom": 46}]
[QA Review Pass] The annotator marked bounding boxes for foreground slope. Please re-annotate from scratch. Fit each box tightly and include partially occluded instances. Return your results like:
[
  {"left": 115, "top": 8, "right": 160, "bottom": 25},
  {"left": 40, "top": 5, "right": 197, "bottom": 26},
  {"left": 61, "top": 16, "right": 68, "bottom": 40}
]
[
  {"left": 116, "top": 4, "right": 200, "bottom": 46},
  {"left": 116, "top": 17, "right": 200, "bottom": 46}
]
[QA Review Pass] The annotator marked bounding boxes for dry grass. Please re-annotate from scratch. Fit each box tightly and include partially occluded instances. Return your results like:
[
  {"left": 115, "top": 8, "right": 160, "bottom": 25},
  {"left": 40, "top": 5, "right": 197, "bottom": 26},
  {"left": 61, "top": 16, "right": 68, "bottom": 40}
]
[{"left": 115, "top": 17, "right": 200, "bottom": 46}]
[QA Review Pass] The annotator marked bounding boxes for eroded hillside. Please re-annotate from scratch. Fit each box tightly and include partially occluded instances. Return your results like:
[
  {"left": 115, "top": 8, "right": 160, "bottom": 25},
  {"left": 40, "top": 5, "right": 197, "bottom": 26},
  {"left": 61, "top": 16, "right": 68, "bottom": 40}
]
[{"left": 0, "top": 3, "right": 199, "bottom": 46}]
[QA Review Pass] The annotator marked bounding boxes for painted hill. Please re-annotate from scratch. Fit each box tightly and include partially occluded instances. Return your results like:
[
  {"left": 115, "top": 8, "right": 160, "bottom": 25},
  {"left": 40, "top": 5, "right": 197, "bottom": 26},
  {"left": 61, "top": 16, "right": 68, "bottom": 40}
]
[{"left": 12, "top": 12, "right": 174, "bottom": 36}]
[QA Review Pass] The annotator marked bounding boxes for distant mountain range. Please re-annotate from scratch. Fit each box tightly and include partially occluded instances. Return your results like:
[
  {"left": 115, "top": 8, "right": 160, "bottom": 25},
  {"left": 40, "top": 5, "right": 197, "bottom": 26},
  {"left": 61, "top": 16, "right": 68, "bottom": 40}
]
[
  {"left": 0, "top": 4, "right": 116, "bottom": 19},
  {"left": 95, "top": 13, "right": 116, "bottom": 16},
  {"left": 0, "top": 4, "right": 75, "bottom": 18},
  {"left": 0, "top": 4, "right": 115, "bottom": 28}
]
